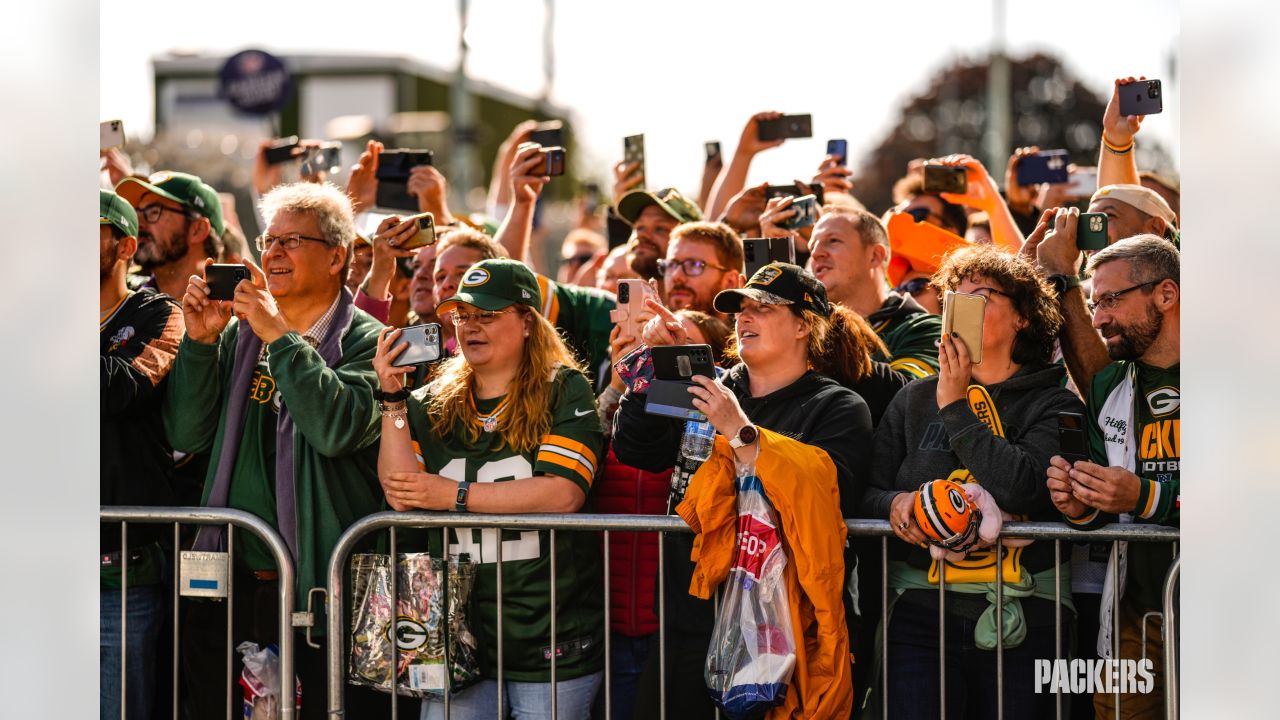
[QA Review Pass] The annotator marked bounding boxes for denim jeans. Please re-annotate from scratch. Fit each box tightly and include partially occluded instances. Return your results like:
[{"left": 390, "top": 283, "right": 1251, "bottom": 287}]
[
  {"left": 421, "top": 671, "right": 603, "bottom": 720},
  {"left": 885, "top": 596, "right": 1067, "bottom": 720},
  {"left": 100, "top": 585, "right": 162, "bottom": 720},
  {"left": 591, "top": 633, "right": 652, "bottom": 720}
]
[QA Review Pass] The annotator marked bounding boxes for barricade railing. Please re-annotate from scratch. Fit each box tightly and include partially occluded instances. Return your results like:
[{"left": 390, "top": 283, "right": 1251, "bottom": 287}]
[
  {"left": 320, "top": 513, "right": 1179, "bottom": 720},
  {"left": 100, "top": 506, "right": 298, "bottom": 720}
]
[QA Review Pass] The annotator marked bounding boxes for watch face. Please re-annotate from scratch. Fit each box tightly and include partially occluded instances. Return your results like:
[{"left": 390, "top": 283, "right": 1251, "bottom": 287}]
[{"left": 739, "top": 425, "right": 758, "bottom": 444}]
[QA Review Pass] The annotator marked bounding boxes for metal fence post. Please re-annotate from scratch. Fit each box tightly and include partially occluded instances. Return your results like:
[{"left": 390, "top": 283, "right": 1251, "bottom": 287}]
[{"left": 1163, "top": 558, "right": 1180, "bottom": 720}]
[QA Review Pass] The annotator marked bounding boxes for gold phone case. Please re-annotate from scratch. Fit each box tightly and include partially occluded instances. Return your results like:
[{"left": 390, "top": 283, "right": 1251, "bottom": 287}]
[{"left": 942, "top": 290, "right": 987, "bottom": 365}]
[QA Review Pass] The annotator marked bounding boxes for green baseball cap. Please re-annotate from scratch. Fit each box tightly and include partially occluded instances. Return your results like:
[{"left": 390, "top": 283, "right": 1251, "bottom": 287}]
[
  {"left": 100, "top": 189, "right": 139, "bottom": 238},
  {"left": 714, "top": 262, "right": 831, "bottom": 317},
  {"left": 115, "top": 171, "right": 225, "bottom": 236},
  {"left": 617, "top": 187, "right": 703, "bottom": 226},
  {"left": 436, "top": 258, "right": 542, "bottom": 317}
]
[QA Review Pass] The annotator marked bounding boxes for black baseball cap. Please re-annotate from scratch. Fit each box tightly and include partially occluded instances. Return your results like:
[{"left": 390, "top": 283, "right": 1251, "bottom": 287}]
[{"left": 713, "top": 262, "right": 831, "bottom": 317}]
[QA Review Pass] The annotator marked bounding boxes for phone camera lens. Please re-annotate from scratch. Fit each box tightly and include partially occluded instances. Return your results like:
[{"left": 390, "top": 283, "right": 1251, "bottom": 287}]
[{"left": 1148, "top": 83, "right": 1160, "bottom": 99}]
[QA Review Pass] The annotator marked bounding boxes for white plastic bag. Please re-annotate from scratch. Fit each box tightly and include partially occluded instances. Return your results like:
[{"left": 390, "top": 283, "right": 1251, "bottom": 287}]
[{"left": 237, "top": 642, "right": 300, "bottom": 720}]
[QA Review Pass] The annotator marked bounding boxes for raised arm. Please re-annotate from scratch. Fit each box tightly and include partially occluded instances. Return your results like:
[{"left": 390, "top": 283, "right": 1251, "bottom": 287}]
[
  {"left": 1097, "top": 77, "right": 1146, "bottom": 189},
  {"left": 705, "top": 112, "right": 785, "bottom": 221}
]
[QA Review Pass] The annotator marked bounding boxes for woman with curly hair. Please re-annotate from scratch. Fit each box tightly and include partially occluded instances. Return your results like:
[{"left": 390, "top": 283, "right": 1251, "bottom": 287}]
[{"left": 861, "top": 244, "right": 1085, "bottom": 719}]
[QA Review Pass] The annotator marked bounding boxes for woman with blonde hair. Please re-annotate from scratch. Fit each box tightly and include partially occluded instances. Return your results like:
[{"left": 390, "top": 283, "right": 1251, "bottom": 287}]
[{"left": 373, "top": 258, "right": 605, "bottom": 719}]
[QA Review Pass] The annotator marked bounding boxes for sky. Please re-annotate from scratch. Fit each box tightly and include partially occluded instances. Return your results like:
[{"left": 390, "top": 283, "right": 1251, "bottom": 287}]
[{"left": 101, "top": 0, "right": 1178, "bottom": 196}]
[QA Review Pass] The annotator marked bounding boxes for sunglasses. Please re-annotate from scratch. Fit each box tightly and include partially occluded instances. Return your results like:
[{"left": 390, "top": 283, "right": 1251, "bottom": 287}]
[{"left": 895, "top": 277, "right": 932, "bottom": 295}]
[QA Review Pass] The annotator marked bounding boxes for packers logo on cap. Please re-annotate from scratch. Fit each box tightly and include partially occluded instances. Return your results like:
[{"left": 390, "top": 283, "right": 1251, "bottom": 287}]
[
  {"left": 752, "top": 264, "right": 784, "bottom": 286},
  {"left": 462, "top": 268, "right": 490, "bottom": 287}
]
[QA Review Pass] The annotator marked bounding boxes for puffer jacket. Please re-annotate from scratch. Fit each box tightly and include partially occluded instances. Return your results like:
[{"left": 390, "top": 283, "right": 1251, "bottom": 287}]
[{"left": 594, "top": 445, "right": 670, "bottom": 636}]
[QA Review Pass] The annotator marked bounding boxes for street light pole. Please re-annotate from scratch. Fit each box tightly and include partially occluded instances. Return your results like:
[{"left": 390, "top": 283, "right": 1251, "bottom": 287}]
[
  {"left": 450, "top": 0, "right": 477, "bottom": 208},
  {"left": 985, "top": 0, "right": 1011, "bottom": 172}
]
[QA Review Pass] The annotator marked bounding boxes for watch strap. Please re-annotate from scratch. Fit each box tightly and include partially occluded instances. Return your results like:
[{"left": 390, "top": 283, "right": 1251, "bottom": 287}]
[{"left": 454, "top": 481, "right": 472, "bottom": 512}]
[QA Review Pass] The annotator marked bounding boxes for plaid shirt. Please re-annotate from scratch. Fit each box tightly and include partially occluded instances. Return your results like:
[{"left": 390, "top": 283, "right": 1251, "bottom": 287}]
[{"left": 259, "top": 291, "right": 342, "bottom": 361}]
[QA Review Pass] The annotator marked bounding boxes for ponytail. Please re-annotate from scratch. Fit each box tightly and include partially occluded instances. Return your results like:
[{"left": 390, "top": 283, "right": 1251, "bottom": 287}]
[{"left": 804, "top": 305, "right": 887, "bottom": 386}]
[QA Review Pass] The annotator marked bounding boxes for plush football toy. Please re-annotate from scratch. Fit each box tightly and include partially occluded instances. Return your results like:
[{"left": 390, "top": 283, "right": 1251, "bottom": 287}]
[{"left": 913, "top": 479, "right": 1032, "bottom": 563}]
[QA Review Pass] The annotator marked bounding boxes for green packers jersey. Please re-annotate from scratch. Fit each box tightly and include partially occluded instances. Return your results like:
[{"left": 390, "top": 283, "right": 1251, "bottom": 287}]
[
  {"left": 1079, "top": 359, "right": 1180, "bottom": 611},
  {"left": 868, "top": 292, "right": 943, "bottom": 379},
  {"left": 536, "top": 275, "right": 616, "bottom": 390},
  {"left": 406, "top": 366, "right": 605, "bottom": 681}
]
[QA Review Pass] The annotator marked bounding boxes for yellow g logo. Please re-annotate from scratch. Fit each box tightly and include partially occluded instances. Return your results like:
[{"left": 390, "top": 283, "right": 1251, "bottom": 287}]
[{"left": 462, "top": 268, "right": 490, "bottom": 287}]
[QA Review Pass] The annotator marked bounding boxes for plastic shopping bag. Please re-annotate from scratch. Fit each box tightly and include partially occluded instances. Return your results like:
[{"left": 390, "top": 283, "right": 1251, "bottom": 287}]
[
  {"left": 237, "top": 642, "right": 300, "bottom": 720},
  {"left": 348, "top": 553, "right": 480, "bottom": 698},
  {"left": 705, "top": 472, "right": 797, "bottom": 718}
]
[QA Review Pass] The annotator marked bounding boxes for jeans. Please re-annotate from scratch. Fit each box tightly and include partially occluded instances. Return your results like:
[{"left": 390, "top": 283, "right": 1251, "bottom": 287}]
[
  {"left": 885, "top": 597, "right": 1067, "bottom": 720},
  {"left": 101, "top": 585, "right": 162, "bottom": 720},
  {"left": 421, "top": 672, "right": 603, "bottom": 720},
  {"left": 591, "top": 634, "right": 652, "bottom": 720}
]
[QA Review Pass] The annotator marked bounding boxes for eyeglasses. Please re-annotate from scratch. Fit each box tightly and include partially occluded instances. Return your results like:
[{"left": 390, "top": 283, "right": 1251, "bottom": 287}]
[
  {"left": 136, "top": 204, "right": 195, "bottom": 224},
  {"left": 449, "top": 308, "right": 513, "bottom": 326},
  {"left": 1087, "top": 279, "right": 1165, "bottom": 313},
  {"left": 255, "top": 233, "right": 330, "bottom": 252},
  {"left": 904, "top": 207, "right": 945, "bottom": 226},
  {"left": 657, "top": 258, "right": 730, "bottom": 277},
  {"left": 895, "top": 277, "right": 932, "bottom": 295},
  {"left": 969, "top": 286, "right": 1013, "bottom": 301}
]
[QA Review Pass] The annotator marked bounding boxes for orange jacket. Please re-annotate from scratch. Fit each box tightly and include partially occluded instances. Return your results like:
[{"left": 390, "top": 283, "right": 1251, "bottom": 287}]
[{"left": 676, "top": 429, "right": 852, "bottom": 719}]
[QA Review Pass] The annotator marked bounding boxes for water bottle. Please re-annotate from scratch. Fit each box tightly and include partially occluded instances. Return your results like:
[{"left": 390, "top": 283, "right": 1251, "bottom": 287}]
[{"left": 680, "top": 419, "right": 716, "bottom": 463}]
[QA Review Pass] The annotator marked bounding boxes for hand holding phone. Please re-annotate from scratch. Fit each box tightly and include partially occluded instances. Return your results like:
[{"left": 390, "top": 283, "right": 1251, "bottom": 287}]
[
  {"left": 375, "top": 149, "right": 435, "bottom": 212},
  {"left": 1015, "top": 149, "right": 1070, "bottom": 186},
  {"left": 623, "top": 134, "right": 646, "bottom": 189},
  {"left": 204, "top": 264, "right": 251, "bottom": 301},
  {"left": 1057, "top": 412, "right": 1089, "bottom": 464},
  {"left": 757, "top": 114, "right": 813, "bottom": 142},
  {"left": 263, "top": 136, "right": 301, "bottom": 165},
  {"left": 388, "top": 212, "right": 437, "bottom": 251},
  {"left": 743, "top": 237, "right": 796, "bottom": 278},
  {"left": 540, "top": 146, "right": 566, "bottom": 177},
  {"left": 778, "top": 194, "right": 818, "bottom": 231},
  {"left": 942, "top": 290, "right": 987, "bottom": 365},
  {"left": 390, "top": 323, "right": 443, "bottom": 367},
  {"left": 100, "top": 120, "right": 125, "bottom": 150},
  {"left": 530, "top": 120, "right": 565, "bottom": 148},
  {"left": 1118, "top": 79, "right": 1162, "bottom": 117},
  {"left": 923, "top": 164, "right": 968, "bottom": 195},
  {"left": 826, "top": 139, "right": 848, "bottom": 166},
  {"left": 1076, "top": 212, "right": 1108, "bottom": 251}
]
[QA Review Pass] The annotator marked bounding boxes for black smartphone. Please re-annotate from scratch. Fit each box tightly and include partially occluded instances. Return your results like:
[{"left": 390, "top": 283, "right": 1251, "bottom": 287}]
[
  {"left": 1118, "top": 79, "right": 1162, "bottom": 117},
  {"left": 391, "top": 323, "right": 443, "bottom": 367},
  {"left": 263, "top": 136, "right": 300, "bottom": 165},
  {"left": 623, "top": 134, "right": 646, "bottom": 188},
  {"left": 300, "top": 142, "right": 342, "bottom": 176},
  {"left": 375, "top": 149, "right": 435, "bottom": 212},
  {"left": 764, "top": 183, "right": 825, "bottom": 207},
  {"left": 204, "top": 264, "right": 250, "bottom": 301},
  {"left": 1058, "top": 411, "right": 1089, "bottom": 464},
  {"left": 1016, "top": 149, "right": 1070, "bottom": 186},
  {"left": 757, "top": 114, "right": 813, "bottom": 142},
  {"left": 541, "top": 146, "right": 566, "bottom": 177},
  {"left": 530, "top": 120, "right": 565, "bottom": 148},
  {"left": 826, "top": 138, "right": 848, "bottom": 165},
  {"left": 922, "top": 164, "right": 968, "bottom": 194},
  {"left": 778, "top": 194, "right": 818, "bottom": 231},
  {"left": 705, "top": 141, "right": 721, "bottom": 163},
  {"left": 1076, "top": 213, "right": 1109, "bottom": 251},
  {"left": 743, "top": 237, "right": 796, "bottom": 278},
  {"left": 646, "top": 344, "right": 716, "bottom": 421}
]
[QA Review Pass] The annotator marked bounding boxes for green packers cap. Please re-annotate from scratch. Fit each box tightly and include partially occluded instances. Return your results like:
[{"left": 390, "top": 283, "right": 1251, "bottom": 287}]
[
  {"left": 115, "top": 171, "right": 225, "bottom": 236},
  {"left": 436, "top": 258, "right": 541, "bottom": 317},
  {"left": 617, "top": 187, "right": 703, "bottom": 226},
  {"left": 714, "top": 262, "right": 831, "bottom": 317},
  {"left": 100, "top": 189, "right": 139, "bottom": 238}
]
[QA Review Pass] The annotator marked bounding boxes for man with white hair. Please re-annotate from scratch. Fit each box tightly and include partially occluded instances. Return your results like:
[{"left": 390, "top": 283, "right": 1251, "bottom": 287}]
[{"left": 164, "top": 182, "right": 387, "bottom": 719}]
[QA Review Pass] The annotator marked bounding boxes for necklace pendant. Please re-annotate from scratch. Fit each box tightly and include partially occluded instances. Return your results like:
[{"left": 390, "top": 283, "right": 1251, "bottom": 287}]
[
  {"left": 394, "top": 416, "right": 405, "bottom": 430},
  {"left": 483, "top": 415, "right": 497, "bottom": 433}
]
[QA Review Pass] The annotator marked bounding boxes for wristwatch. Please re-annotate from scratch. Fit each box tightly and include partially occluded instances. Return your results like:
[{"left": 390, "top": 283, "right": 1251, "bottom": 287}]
[
  {"left": 1046, "top": 273, "right": 1081, "bottom": 297},
  {"left": 728, "top": 424, "right": 759, "bottom": 449},
  {"left": 454, "top": 481, "right": 472, "bottom": 513}
]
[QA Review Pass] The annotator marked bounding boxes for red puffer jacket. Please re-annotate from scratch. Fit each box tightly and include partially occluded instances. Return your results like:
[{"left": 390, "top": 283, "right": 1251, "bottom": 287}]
[{"left": 594, "top": 444, "right": 671, "bottom": 636}]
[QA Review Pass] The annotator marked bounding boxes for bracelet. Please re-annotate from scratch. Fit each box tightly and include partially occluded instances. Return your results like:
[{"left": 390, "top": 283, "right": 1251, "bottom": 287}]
[
  {"left": 374, "top": 387, "right": 410, "bottom": 403},
  {"left": 378, "top": 399, "right": 407, "bottom": 413},
  {"left": 1101, "top": 134, "right": 1134, "bottom": 155}
]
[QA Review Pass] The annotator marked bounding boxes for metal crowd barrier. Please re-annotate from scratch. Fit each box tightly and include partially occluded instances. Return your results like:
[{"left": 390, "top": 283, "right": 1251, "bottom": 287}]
[
  {"left": 100, "top": 506, "right": 298, "bottom": 720},
  {"left": 320, "top": 513, "right": 1179, "bottom": 720}
]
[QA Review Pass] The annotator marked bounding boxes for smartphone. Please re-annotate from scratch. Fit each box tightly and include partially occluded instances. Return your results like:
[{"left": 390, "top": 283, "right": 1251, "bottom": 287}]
[
  {"left": 391, "top": 212, "right": 437, "bottom": 251},
  {"left": 743, "top": 237, "right": 796, "bottom": 278},
  {"left": 941, "top": 290, "right": 987, "bottom": 365},
  {"left": 623, "top": 134, "right": 646, "bottom": 189},
  {"left": 204, "top": 264, "right": 250, "bottom": 301},
  {"left": 263, "top": 136, "right": 301, "bottom": 165},
  {"left": 923, "top": 164, "right": 968, "bottom": 194},
  {"left": 1016, "top": 149, "right": 1070, "bottom": 186},
  {"left": 100, "top": 120, "right": 125, "bottom": 150},
  {"left": 390, "top": 323, "right": 443, "bottom": 367},
  {"left": 778, "top": 194, "right": 818, "bottom": 231},
  {"left": 1064, "top": 168, "right": 1098, "bottom": 199},
  {"left": 1057, "top": 411, "right": 1089, "bottom": 464},
  {"left": 300, "top": 142, "right": 342, "bottom": 176},
  {"left": 826, "top": 138, "right": 848, "bottom": 165},
  {"left": 608, "top": 278, "right": 656, "bottom": 326},
  {"left": 764, "top": 183, "right": 825, "bottom": 206},
  {"left": 757, "top": 114, "right": 813, "bottom": 142},
  {"left": 375, "top": 149, "right": 435, "bottom": 212},
  {"left": 540, "top": 146, "right": 566, "bottom": 177},
  {"left": 1118, "top": 79, "right": 1162, "bottom": 117},
  {"left": 530, "top": 120, "right": 565, "bottom": 148},
  {"left": 1076, "top": 212, "right": 1109, "bottom": 251},
  {"left": 645, "top": 344, "right": 716, "bottom": 421},
  {"left": 705, "top": 141, "right": 721, "bottom": 163}
]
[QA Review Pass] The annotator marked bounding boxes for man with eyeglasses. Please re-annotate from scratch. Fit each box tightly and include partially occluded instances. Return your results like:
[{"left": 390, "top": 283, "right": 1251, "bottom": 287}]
[
  {"left": 1042, "top": 233, "right": 1180, "bottom": 719},
  {"left": 808, "top": 206, "right": 944, "bottom": 380},
  {"left": 655, "top": 221, "right": 744, "bottom": 319},
  {"left": 116, "top": 171, "right": 225, "bottom": 301},
  {"left": 164, "top": 181, "right": 389, "bottom": 720}
]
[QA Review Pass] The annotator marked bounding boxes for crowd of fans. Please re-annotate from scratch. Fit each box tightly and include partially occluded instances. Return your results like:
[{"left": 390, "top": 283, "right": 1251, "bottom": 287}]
[{"left": 101, "top": 74, "right": 1180, "bottom": 719}]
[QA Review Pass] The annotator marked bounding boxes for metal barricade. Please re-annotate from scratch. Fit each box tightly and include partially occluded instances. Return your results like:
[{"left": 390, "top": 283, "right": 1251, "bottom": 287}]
[
  {"left": 319, "top": 513, "right": 1178, "bottom": 720},
  {"left": 100, "top": 506, "right": 299, "bottom": 720},
  {"left": 1163, "top": 557, "right": 1181, "bottom": 720}
]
